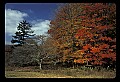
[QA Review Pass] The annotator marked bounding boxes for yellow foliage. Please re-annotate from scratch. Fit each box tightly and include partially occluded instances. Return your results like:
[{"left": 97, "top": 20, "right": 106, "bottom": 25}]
[{"left": 76, "top": 43, "right": 79, "bottom": 46}]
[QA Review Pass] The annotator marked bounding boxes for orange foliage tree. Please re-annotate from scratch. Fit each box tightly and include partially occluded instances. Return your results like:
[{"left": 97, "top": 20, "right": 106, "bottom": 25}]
[
  {"left": 74, "top": 3, "right": 116, "bottom": 66},
  {"left": 48, "top": 3, "right": 83, "bottom": 63},
  {"left": 48, "top": 3, "right": 116, "bottom": 67}
]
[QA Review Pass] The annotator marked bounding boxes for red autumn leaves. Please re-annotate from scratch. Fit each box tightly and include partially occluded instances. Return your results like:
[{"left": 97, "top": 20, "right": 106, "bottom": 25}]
[
  {"left": 48, "top": 3, "right": 116, "bottom": 66},
  {"left": 74, "top": 3, "right": 116, "bottom": 65}
]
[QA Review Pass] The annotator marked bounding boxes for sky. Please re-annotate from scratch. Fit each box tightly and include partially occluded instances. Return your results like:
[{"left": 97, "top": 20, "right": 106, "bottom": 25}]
[{"left": 5, "top": 3, "right": 60, "bottom": 45}]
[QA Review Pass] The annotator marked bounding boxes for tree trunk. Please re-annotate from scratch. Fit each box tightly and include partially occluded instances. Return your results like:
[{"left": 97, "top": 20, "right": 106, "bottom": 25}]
[
  {"left": 86, "top": 60, "right": 89, "bottom": 65},
  {"left": 39, "top": 63, "right": 42, "bottom": 70},
  {"left": 39, "top": 59, "right": 42, "bottom": 70}
]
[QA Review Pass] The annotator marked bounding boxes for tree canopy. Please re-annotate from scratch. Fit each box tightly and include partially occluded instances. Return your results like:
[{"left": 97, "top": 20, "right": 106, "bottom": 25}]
[{"left": 48, "top": 3, "right": 116, "bottom": 66}]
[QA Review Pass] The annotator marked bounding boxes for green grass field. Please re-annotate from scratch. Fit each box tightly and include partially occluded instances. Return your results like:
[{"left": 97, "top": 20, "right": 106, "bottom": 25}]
[{"left": 5, "top": 66, "right": 116, "bottom": 78}]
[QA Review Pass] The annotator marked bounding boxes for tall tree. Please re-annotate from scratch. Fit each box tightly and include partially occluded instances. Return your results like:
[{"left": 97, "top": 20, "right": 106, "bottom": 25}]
[
  {"left": 48, "top": 3, "right": 116, "bottom": 69},
  {"left": 74, "top": 3, "right": 116, "bottom": 67},
  {"left": 8, "top": 20, "right": 36, "bottom": 67},
  {"left": 48, "top": 3, "right": 83, "bottom": 64},
  {"left": 11, "top": 20, "right": 35, "bottom": 46}
]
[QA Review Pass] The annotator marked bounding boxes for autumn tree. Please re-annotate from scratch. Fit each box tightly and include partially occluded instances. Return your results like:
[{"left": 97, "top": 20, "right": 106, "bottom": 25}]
[
  {"left": 48, "top": 3, "right": 84, "bottom": 66},
  {"left": 48, "top": 3, "right": 116, "bottom": 69},
  {"left": 74, "top": 3, "right": 116, "bottom": 68}
]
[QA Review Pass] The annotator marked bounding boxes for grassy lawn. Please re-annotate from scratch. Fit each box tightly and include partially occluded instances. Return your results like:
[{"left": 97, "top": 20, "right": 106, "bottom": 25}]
[{"left": 5, "top": 67, "right": 116, "bottom": 78}]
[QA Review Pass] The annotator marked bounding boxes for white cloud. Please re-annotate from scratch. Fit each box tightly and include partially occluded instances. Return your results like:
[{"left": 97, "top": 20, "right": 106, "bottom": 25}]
[
  {"left": 5, "top": 9, "right": 50, "bottom": 36},
  {"left": 5, "top": 9, "right": 51, "bottom": 45},
  {"left": 31, "top": 19, "right": 50, "bottom": 35},
  {"left": 5, "top": 9, "right": 28, "bottom": 35},
  {"left": 5, "top": 9, "right": 28, "bottom": 45}
]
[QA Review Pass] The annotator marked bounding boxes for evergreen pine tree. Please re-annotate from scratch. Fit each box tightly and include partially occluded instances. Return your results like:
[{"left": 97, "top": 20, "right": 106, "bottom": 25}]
[{"left": 11, "top": 20, "right": 35, "bottom": 46}]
